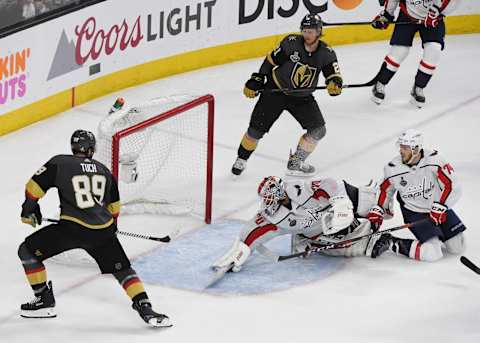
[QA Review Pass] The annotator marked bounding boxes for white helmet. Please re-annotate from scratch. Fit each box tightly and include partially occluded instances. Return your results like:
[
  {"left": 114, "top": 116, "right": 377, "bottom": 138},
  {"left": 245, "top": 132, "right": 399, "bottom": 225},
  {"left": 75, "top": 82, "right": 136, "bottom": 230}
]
[
  {"left": 397, "top": 129, "right": 423, "bottom": 150},
  {"left": 257, "top": 176, "right": 286, "bottom": 216}
]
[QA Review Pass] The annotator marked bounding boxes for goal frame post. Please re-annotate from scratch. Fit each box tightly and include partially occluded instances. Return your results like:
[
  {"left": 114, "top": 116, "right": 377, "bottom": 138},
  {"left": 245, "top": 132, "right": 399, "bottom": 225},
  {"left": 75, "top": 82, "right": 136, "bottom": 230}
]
[{"left": 111, "top": 94, "right": 214, "bottom": 224}]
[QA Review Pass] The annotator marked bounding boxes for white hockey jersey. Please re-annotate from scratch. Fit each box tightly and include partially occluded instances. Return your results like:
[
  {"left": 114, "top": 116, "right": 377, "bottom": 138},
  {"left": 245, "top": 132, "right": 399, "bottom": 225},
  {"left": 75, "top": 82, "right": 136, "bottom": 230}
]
[
  {"left": 377, "top": 149, "right": 461, "bottom": 213},
  {"left": 241, "top": 178, "right": 348, "bottom": 248},
  {"left": 384, "top": 0, "right": 460, "bottom": 20}
]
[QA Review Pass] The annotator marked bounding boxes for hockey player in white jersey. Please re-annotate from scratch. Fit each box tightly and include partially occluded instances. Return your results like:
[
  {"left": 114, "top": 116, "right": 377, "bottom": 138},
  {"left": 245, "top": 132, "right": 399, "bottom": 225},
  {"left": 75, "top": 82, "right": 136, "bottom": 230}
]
[
  {"left": 367, "top": 129, "right": 466, "bottom": 261},
  {"left": 371, "top": 0, "right": 460, "bottom": 107},
  {"left": 213, "top": 176, "right": 393, "bottom": 272}
]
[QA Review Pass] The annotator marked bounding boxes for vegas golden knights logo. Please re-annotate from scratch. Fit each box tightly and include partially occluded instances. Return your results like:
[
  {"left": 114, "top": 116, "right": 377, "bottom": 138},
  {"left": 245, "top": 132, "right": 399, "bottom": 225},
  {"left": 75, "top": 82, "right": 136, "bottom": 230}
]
[{"left": 291, "top": 62, "right": 318, "bottom": 88}]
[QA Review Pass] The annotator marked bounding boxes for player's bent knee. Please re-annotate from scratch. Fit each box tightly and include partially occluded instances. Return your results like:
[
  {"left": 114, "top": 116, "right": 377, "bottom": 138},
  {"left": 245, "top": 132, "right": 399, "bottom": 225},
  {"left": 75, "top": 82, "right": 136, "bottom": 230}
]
[
  {"left": 18, "top": 241, "right": 35, "bottom": 260},
  {"left": 307, "top": 125, "right": 326, "bottom": 141},
  {"left": 444, "top": 233, "right": 465, "bottom": 255},
  {"left": 247, "top": 127, "right": 265, "bottom": 140},
  {"left": 418, "top": 238, "right": 444, "bottom": 262}
]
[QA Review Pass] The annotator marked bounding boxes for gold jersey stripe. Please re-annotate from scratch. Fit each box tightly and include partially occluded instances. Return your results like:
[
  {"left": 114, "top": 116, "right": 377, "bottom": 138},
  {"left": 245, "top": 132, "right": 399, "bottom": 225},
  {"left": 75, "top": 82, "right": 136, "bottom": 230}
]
[
  {"left": 26, "top": 179, "right": 45, "bottom": 199},
  {"left": 266, "top": 52, "right": 277, "bottom": 66},
  {"left": 325, "top": 73, "right": 342, "bottom": 82},
  {"left": 60, "top": 215, "right": 113, "bottom": 230}
]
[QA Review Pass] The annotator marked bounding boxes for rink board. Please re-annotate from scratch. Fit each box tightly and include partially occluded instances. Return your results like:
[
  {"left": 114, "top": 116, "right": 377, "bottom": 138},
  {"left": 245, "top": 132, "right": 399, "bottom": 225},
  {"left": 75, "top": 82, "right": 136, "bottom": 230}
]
[{"left": 133, "top": 220, "right": 345, "bottom": 295}]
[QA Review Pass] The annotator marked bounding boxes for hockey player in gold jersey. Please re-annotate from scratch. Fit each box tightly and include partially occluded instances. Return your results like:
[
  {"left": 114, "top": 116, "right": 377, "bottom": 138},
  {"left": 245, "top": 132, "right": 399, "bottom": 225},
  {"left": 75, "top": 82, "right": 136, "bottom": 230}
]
[
  {"left": 17, "top": 130, "right": 171, "bottom": 327},
  {"left": 232, "top": 13, "right": 343, "bottom": 177}
]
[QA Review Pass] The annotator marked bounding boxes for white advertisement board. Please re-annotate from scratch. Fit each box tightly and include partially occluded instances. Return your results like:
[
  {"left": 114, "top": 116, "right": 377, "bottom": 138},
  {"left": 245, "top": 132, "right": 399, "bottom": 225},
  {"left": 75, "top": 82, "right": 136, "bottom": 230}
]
[{"left": 1, "top": 0, "right": 478, "bottom": 116}]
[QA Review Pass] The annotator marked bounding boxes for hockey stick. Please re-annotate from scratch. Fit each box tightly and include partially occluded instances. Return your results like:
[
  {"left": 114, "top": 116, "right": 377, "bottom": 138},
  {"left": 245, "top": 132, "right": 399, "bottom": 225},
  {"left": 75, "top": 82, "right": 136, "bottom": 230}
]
[
  {"left": 205, "top": 263, "right": 233, "bottom": 289},
  {"left": 42, "top": 218, "right": 172, "bottom": 243},
  {"left": 278, "top": 219, "right": 429, "bottom": 262},
  {"left": 323, "top": 20, "right": 416, "bottom": 26},
  {"left": 460, "top": 256, "right": 480, "bottom": 275},
  {"left": 261, "top": 72, "right": 379, "bottom": 94}
]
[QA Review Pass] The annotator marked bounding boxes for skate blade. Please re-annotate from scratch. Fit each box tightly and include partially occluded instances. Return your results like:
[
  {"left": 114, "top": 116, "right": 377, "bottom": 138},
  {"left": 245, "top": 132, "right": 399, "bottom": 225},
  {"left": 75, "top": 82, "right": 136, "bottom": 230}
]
[
  {"left": 285, "top": 169, "right": 316, "bottom": 177},
  {"left": 371, "top": 95, "right": 384, "bottom": 105},
  {"left": 21, "top": 307, "right": 56, "bottom": 318},
  {"left": 148, "top": 316, "right": 173, "bottom": 328},
  {"left": 409, "top": 96, "right": 424, "bottom": 108}
]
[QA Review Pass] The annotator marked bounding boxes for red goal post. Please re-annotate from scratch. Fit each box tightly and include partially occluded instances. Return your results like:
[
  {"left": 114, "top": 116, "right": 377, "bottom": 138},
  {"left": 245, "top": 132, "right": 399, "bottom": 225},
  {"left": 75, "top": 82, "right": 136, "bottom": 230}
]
[{"left": 110, "top": 94, "right": 214, "bottom": 224}]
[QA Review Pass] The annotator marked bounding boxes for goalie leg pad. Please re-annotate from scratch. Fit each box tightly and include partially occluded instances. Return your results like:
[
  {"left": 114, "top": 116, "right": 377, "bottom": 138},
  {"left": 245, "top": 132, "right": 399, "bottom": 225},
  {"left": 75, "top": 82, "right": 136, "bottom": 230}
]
[{"left": 322, "top": 195, "right": 354, "bottom": 235}]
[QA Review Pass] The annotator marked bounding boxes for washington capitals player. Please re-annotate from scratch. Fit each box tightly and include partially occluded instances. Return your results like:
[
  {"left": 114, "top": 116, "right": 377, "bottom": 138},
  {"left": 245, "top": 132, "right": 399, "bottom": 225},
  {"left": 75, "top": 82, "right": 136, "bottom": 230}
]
[
  {"left": 371, "top": 0, "right": 460, "bottom": 107},
  {"left": 367, "top": 129, "right": 466, "bottom": 261},
  {"left": 213, "top": 176, "right": 393, "bottom": 272}
]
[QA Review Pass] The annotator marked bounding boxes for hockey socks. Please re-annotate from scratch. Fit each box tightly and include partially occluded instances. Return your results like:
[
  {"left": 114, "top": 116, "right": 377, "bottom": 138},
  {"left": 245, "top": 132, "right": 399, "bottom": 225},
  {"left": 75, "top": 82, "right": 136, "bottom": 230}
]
[
  {"left": 113, "top": 267, "right": 147, "bottom": 301},
  {"left": 18, "top": 242, "right": 47, "bottom": 294},
  {"left": 237, "top": 133, "right": 258, "bottom": 160}
]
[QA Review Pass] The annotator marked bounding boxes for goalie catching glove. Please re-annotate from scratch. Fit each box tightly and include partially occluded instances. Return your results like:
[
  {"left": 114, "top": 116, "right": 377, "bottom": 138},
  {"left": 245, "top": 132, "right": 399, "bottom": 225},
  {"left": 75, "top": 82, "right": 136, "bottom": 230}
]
[
  {"left": 212, "top": 237, "right": 251, "bottom": 272},
  {"left": 21, "top": 199, "right": 42, "bottom": 228},
  {"left": 243, "top": 73, "right": 266, "bottom": 98}
]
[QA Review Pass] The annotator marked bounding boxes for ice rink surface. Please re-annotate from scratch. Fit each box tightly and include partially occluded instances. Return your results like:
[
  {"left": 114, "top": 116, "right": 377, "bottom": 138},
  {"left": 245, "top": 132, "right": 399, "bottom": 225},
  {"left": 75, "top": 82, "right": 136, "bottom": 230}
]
[{"left": 1, "top": 34, "right": 479, "bottom": 343}]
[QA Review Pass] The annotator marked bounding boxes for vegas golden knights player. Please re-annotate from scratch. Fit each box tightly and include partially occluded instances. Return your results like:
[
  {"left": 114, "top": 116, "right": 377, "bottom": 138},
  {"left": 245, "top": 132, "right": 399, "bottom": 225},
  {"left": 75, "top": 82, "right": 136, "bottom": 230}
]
[
  {"left": 232, "top": 14, "right": 343, "bottom": 177},
  {"left": 17, "top": 130, "right": 171, "bottom": 327}
]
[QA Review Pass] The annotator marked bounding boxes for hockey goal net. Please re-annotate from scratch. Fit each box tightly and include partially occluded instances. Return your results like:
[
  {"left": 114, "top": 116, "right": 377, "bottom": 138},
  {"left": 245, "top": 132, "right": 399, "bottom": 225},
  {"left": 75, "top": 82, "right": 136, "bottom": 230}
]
[
  {"left": 97, "top": 94, "right": 214, "bottom": 223},
  {"left": 48, "top": 94, "right": 214, "bottom": 267}
]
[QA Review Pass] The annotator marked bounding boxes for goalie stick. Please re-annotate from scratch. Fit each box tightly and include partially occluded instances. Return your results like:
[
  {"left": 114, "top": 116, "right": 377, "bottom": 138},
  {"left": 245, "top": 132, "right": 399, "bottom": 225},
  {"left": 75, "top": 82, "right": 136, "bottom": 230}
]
[
  {"left": 278, "top": 219, "right": 429, "bottom": 262},
  {"left": 42, "top": 218, "right": 172, "bottom": 243},
  {"left": 205, "top": 264, "right": 233, "bottom": 289},
  {"left": 460, "top": 256, "right": 480, "bottom": 275}
]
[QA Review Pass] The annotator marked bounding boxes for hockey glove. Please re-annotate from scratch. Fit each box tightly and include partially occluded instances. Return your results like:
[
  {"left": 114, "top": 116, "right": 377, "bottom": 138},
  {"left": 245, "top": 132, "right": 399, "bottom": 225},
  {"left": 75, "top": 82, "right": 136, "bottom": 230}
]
[
  {"left": 424, "top": 5, "right": 443, "bottom": 28},
  {"left": 326, "top": 76, "right": 343, "bottom": 96},
  {"left": 243, "top": 73, "right": 266, "bottom": 98},
  {"left": 371, "top": 11, "right": 394, "bottom": 30},
  {"left": 367, "top": 205, "right": 385, "bottom": 232},
  {"left": 21, "top": 199, "right": 42, "bottom": 228},
  {"left": 430, "top": 202, "right": 447, "bottom": 225}
]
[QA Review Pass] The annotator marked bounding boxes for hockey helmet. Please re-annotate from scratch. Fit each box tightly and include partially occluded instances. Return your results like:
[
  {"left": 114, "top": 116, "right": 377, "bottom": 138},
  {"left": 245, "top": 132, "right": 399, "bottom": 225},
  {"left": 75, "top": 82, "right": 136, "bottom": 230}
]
[
  {"left": 71, "top": 129, "right": 96, "bottom": 156},
  {"left": 396, "top": 129, "right": 423, "bottom": 150},
  {"left": 300, "top": 13, "right": 323, "bottom": 32},
  {"left": 258, "top": 176, "right": 286, "bottom": 216}
]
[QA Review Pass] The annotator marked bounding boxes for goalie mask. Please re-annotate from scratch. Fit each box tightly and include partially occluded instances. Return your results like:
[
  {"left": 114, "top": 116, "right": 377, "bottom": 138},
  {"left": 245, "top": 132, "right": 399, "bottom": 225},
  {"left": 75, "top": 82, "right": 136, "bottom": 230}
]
[{"left": 257, "top": 176, "right": 286, "bottom": 216}]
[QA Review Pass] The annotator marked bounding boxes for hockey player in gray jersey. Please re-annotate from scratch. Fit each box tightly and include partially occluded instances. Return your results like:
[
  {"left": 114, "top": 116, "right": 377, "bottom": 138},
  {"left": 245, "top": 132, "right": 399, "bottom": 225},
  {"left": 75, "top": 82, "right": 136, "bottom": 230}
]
[
  {"left": 367, "top": 129, "right": 466, "bottom": 262},
  {"left": 213, "top": 176, "right": 393, "bottom": 272},
  {"left": 371, "top": 0, "right": 460, "bottom": 107}
]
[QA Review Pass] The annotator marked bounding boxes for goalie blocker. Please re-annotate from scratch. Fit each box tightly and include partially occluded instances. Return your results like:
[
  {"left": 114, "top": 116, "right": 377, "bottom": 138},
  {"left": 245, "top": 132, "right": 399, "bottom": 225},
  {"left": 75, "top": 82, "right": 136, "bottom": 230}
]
[{"left": 213, "top": 176, "right": 394, "bottom": 272}]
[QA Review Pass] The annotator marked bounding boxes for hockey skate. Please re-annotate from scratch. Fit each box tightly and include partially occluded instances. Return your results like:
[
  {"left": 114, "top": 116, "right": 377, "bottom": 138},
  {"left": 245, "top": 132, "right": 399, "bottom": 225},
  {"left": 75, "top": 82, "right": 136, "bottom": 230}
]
[
  {"left": 132, "top": 299, "right": 172, "bottom": 328},
  {"left": 410, "top": 85, "right": 425, "bottom": 108},
  {"left": 366, "top": 233, "right": 392, "bottom": 258},
  {"left": 20, "top": 281, "right": 56, "bottom": 318},
  {"left": 371, "top": 81, "right": 386, "bottom": 105},
  {"left": 231, "top": 157, "right": 247, "bottom": 177},
  {"left": 286, "top": 151, "right": 315, "bottom": 176}
]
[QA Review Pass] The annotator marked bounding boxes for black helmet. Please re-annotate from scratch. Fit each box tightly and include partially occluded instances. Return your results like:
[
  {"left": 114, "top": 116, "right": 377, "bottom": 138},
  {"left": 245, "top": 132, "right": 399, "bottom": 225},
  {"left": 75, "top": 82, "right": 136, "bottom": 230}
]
[
  {"left": 300, "top": 13, "right": 323, "bottom": 32},
  {"left": 71, "top": 129, "right": 96, "bottom": 156}
]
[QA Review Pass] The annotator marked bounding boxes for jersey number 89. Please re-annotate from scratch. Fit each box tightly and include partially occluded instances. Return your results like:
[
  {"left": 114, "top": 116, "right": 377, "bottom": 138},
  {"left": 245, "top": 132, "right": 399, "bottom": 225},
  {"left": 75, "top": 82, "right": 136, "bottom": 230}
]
[{"left": 72, "top": 175, "right": 107, "bottom": 209}]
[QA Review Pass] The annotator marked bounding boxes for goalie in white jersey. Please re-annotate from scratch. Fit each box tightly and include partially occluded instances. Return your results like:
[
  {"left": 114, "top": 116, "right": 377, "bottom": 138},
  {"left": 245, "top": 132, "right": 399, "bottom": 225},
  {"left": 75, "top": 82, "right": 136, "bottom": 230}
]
[
  {"left": 367, "top": 129, "right": 466, "bottom": 262},
  {"left": 371, "top": 0, "right": 460, "bottom": 107},
  {"left": 213, "top": 176, "right": 392, "bottom": 272}
]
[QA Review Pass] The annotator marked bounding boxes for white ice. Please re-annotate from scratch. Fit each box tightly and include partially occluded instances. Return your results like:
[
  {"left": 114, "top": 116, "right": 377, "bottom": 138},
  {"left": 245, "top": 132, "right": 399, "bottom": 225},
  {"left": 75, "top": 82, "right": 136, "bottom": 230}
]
[{"left": 1, "top": 34, "right": 479, "bottom": 343}]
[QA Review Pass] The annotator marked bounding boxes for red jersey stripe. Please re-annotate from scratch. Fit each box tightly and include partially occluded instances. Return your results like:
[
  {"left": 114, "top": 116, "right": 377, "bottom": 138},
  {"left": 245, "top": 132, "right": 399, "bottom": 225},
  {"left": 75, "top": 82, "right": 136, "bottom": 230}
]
[
  {"left": 437, "top": 167, "right": 452, "bottom": 204},
  {"left": 244, "top": 224, "right": 277, "bottom": 247}
]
